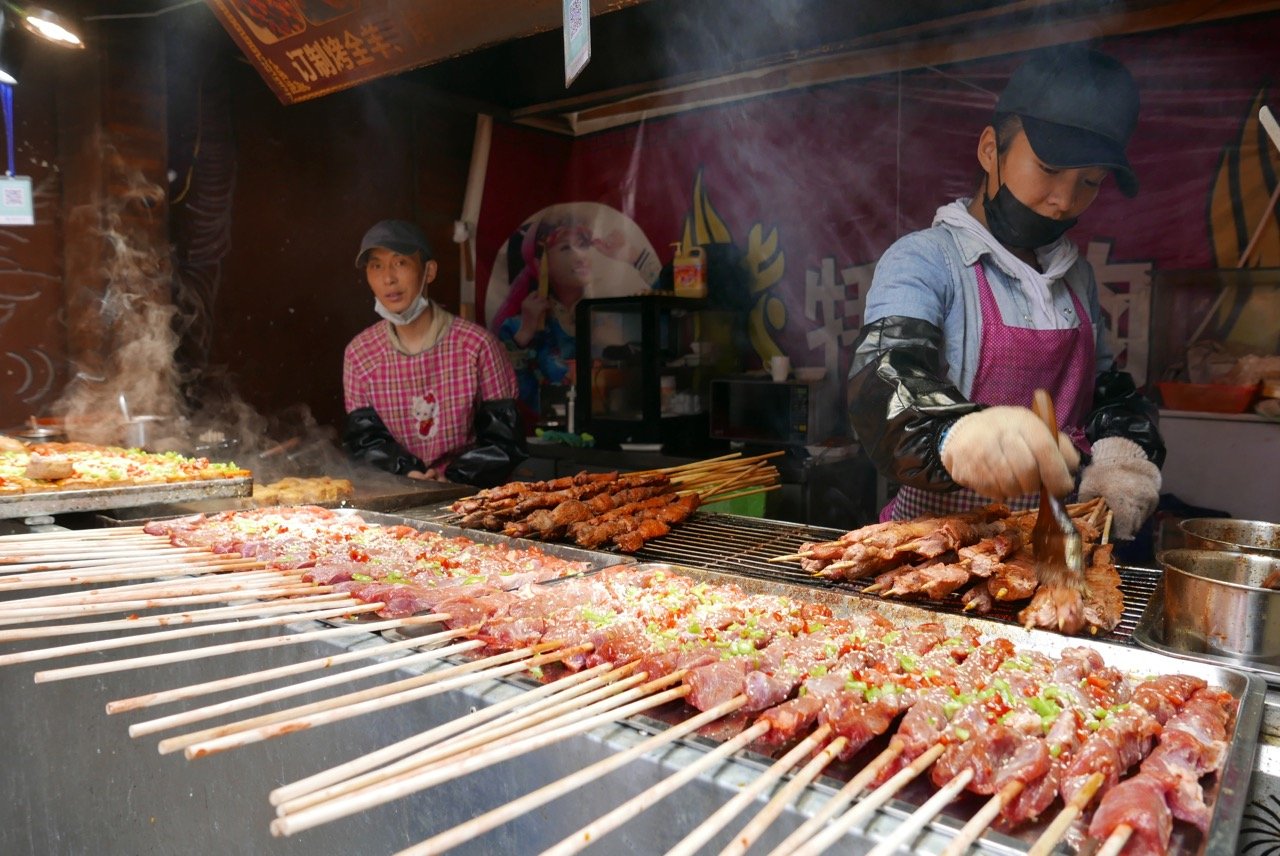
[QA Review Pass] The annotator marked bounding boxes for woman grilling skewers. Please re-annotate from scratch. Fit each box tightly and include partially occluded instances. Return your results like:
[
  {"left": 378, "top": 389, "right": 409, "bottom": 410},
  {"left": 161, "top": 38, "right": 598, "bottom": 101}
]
[{"left": 847, "top": 46, "right": 1164, "bottom": 541}]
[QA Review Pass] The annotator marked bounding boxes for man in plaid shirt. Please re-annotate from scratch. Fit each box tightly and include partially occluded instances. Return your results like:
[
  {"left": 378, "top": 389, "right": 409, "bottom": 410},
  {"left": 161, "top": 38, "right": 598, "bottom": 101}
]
[{"left": 342, "top": 220, "right": 525, "bottom": 487}]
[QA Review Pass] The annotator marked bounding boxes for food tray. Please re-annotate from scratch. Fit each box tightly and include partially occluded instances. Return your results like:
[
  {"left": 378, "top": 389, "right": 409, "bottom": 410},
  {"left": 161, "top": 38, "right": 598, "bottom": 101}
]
[
  {"left": 338, "top": 508, "right": 634, "bottom": 574},
  {"left": 87, "top": 481, "right": 474, "bottom": 526},
  {"left": 1134, "top": 580, "right": 1280, "bottom": 688},
  {"left": 1157, "top": 381, "right": 1259, "bottom": 414},
  {"left": 0, "top": 477, "right": 253, "bottom": 521},
  {"left": 643, "top": 563, "right": 1263, "bottom": 856}
]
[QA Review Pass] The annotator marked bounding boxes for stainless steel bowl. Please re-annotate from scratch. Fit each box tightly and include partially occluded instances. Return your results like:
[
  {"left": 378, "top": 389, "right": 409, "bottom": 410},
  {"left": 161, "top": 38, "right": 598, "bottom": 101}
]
[
  {"left": 1160, "top": 548, "right": 1280, "bottom": 663},
  {"left": 1178, "top": 517, "right": 1280, "bottom": 559}
]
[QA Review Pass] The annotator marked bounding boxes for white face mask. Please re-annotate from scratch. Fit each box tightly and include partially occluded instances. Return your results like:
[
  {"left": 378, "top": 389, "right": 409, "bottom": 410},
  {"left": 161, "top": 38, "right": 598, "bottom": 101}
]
[
  {"left": 373, "top": 269, "right": 430, "bottom": 326},
  {"left": 375, "top": 292, "right": 430, "bottom": 326}
]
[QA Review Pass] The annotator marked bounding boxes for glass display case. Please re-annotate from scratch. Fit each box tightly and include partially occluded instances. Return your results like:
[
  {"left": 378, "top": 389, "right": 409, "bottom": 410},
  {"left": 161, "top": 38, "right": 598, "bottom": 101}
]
[{"left": 574, "top": 294, "right": 741, "bottom": 452}]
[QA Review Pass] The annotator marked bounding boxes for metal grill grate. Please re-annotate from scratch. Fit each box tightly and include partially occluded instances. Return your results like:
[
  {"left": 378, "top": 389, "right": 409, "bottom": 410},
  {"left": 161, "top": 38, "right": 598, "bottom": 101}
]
[{"left": 633, "top": 512, "right": 1161, "bottom": 645}]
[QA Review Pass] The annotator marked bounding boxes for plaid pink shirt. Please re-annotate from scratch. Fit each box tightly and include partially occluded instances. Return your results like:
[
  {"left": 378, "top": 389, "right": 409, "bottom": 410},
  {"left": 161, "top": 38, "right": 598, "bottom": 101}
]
[{"left": 343, "top": 315, "right": 517, "bottom": 471}]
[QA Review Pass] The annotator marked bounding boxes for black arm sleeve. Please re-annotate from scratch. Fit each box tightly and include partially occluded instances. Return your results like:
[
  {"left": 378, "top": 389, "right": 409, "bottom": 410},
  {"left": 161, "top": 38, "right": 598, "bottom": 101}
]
[
  {"left": 1085, "top": 367, "right": 1166, "bottom": 467},
  {"left": 846, "top": 316, "right": 983, "bottom": 491},
  {"left": 444, "top": 398, "right": 529, "bottom": 488},
  {"left": 342, "top": 406, "right": 427, "bottom": 476}
]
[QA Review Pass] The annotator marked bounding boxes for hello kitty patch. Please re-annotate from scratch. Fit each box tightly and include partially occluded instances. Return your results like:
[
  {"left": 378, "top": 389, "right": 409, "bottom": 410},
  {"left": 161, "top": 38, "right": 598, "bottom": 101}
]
[{"left": 412, "top": 391, "right": 439, "bottom": 439}]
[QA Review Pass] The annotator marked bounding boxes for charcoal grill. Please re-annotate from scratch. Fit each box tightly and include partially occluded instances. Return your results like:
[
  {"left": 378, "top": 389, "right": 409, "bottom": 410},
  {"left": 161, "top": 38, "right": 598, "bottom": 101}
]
[{"left": 630, "top": 513, "right": 1160, "bottom": 645}]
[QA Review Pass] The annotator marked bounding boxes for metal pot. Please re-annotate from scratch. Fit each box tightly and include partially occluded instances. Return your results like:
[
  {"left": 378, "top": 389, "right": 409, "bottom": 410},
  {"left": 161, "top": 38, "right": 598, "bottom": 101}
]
[
  {"left": 1178, "top": 518, "right": 1280, "bottom": 559},
  {"left": 1160, "top": 548, "right": 1280, "bottom": 663},
  {"left": 122, "top": 415, "right": 164, "bottom": 450}
]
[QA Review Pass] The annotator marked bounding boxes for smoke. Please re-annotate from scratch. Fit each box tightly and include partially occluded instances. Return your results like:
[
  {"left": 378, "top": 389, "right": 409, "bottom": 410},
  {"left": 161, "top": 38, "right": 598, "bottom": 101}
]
[
  {"left": 48, "top": 135, "right": 409, "bottom": 491},
  {"left": 54, "top": 141, "right": 184, "bottom": 444}
]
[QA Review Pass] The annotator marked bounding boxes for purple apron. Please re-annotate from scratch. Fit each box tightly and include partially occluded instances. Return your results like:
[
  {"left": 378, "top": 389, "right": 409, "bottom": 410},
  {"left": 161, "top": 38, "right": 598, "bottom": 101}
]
[{"left": 882, "top": 262, "right": 1094, "bottom": 521}]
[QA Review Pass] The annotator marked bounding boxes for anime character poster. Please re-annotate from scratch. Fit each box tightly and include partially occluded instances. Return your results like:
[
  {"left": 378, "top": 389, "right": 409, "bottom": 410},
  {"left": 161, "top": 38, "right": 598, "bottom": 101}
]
[{"left": 485, "top": 202, "right": 662, "bottom": 425}]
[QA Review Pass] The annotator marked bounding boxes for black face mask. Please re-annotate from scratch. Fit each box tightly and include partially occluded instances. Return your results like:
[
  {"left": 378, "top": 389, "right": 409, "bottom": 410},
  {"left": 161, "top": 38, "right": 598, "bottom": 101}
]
[{"left": 982, "top": 183, "right": 1077, "bottom": 249}]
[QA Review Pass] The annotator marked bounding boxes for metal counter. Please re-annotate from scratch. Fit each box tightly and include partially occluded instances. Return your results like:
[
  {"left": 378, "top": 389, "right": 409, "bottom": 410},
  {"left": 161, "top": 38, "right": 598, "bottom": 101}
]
[
  {"left": 0, "top": 612, "right": 1010, "bottom": 856},
  {"left": 0, "top": 510, "right": 1267, "bottom": 856}
]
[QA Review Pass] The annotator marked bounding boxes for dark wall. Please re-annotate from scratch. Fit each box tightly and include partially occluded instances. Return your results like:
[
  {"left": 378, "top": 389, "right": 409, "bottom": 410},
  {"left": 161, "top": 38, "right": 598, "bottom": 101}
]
[{"left": 179, "top": 18, "right": 478, "bottom": 438}]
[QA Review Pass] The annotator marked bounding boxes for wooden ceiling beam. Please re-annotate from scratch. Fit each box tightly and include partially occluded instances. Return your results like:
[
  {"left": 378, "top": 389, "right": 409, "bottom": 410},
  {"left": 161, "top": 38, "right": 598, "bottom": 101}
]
[{"left": 514, "top": 0, "right": 1280, "bottom": 136}]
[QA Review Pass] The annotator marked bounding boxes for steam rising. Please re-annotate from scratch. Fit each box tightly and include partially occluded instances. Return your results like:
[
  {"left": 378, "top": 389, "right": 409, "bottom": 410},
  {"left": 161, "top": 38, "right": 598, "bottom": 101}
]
[{"left": 47, "top": 142, "right": 399, "bottom": 488}]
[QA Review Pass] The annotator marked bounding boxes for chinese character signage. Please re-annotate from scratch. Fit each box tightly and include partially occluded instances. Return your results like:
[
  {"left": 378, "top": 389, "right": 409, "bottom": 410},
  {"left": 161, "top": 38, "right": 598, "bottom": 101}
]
[{"left": 206, "top": 0, "right": 580, "bottom": 105}]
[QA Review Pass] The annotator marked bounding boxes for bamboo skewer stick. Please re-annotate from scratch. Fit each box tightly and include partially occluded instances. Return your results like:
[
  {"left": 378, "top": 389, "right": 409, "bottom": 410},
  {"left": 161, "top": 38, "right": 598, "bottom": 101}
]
[
  {"left": 719, "top": 736, "right": 850, "bottom": 856},
  {"left": 666, "top": 724, "right": 834, "bottom": 856},
  {"left": 701, "top": 484, "right": 781, "bottom": 504},
  {"left": 763, "top": 740, "right": 906, "bottom": 856},
  {"left": 0, "top": 550, "right": 245, "bottom": 576},
  {"left": 0, "top": 525, "right": 149, "bottom": 542},
  {"left": 0, "top": 546, "right": 212, "bottom": 568},
  {"left": 33, "top": 614, "right": 446, "bottom": 683},
  {"left": 398, "top": 694, "right": 748, "bottom": 856},
  {"left": 0, "top": 559, "right": 268, "bottom": 591},
  {"left": 272, "top": 681, "right": 694, "bottom": 838},
  {"left": 539, "top": 717, "right": 771, "bottom": 856},
  {"left": 271, "top": 661, "right": 621, "bottom": 808},
  {"left": 767, "top": 550, "right": 815, "bottom": 563},
  {"left": 789, "top": 742, "right": 948, "bottom": 856},
  {"left": 172, "top": 643, "right": 587, "bottom": 758},
  {"left": 108, "top": 624, "right": 478, "bottom": 715},
  {"left": 939, "top": 779, "right": 1024, "bottom": 856},
  {"left": 637, "top": 452, "right": 742, "bottom": 475},
  {"left": 0, "top": 570, "right": 296, "bottom": 612},
  {"left": 1025, "top": 771, "right": 1105, "bottom": 856},
  {"left": 207, "top": 647, "right": 650, "bottom": 767},
  {"left": 0, "top": 592, "right": 351, "bottom": 641},
  {"left": 0, "top": 581, "right": 325, "bottom": 626},
  {"left": 276, "top": 665, "right": 651, "bottom": 817},
  {"left": 1097, "top": 824, "right": 1134, "bottom": 856},
  {"left": 864, "top": 767, "right": 975, "bottom": 856},
  {"left": 129, "top": 637, "right": 489, "bottom": 738},
  {"left": 0, "top": 600, "right": 382, "bottom": 666}
]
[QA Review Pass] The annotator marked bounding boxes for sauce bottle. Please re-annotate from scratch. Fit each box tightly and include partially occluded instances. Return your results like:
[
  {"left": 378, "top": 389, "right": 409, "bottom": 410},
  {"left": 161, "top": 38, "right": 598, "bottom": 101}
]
[{"left": 671, "top": 241, "right": 707, "bottom": 298}]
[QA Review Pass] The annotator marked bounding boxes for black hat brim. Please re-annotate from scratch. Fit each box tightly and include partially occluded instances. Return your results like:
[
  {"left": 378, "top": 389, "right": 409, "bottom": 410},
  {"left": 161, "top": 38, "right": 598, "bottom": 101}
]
[
  {"left": 354, "top": 240, "right": 426, "bottom": 269},
  {"left": 1021, "top": 114, "right": 1138, "bottom": 198}
]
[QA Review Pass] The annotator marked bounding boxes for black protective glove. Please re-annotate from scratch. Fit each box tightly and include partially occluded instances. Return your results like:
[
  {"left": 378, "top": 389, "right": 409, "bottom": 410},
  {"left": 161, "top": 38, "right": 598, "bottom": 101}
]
[
  {"left": 445, "top": 398, "right": 528, "bottom": 488},
  {"left": 342, "top": 406, "right": 426, "bottom": 476},
  {"left": 846, "top": 316, "right": 982, "bottom": 491},
  {"left": 1084, "top": 367, "right": 1166, "bottom": 467}
]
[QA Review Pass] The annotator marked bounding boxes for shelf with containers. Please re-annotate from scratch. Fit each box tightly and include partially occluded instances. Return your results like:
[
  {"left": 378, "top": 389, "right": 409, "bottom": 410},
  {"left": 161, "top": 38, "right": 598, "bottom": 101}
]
[{"left": 573, "top": 293, "right": 742, "bottom": 453}]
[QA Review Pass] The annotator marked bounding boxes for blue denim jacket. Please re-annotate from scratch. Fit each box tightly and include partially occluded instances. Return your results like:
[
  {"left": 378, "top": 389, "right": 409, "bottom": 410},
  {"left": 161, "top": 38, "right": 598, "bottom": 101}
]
[{"left": 856, "top": 219, "right": 1113, "bottom": 398}]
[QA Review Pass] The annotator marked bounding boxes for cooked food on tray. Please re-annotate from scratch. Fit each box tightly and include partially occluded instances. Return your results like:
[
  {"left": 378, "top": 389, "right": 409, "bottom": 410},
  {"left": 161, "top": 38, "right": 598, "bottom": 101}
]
[
  {"left": 449, "top": 453, "right": 781, "bottom": 553},
  {"left": 776, "top": 498, "right": 1119, "bottom": 636},
  {"left": 0, "top": 440, "right": 250, "bottom": 495},
  {"left": 251, "top": 476, "right": 354, "bottom": 506}
]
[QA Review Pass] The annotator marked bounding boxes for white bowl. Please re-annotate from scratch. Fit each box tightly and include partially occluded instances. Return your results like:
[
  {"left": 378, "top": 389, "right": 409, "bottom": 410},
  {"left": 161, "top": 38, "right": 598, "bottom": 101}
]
[{"left": 794, "top": 367, "right": 826, "bottom": 382}]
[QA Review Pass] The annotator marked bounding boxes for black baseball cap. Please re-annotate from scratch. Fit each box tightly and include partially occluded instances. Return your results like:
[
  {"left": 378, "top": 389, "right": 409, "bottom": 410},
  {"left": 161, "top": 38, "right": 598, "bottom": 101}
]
[
  {"left": 355, "top": 220, "right": 434, "bottom": 268},
  {"left": 996, "top": 47, "right": 1140, "bottom": 197}
]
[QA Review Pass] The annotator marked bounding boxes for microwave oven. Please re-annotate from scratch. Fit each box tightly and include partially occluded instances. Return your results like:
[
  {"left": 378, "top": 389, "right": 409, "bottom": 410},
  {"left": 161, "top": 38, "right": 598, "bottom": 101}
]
[{"left": 709, "top": 375, "right": 838, "bottom": 446}]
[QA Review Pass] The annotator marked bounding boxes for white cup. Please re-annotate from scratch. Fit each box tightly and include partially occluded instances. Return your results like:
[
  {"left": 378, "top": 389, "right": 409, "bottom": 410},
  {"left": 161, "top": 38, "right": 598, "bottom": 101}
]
[{"left": 770, "top": 355, "right": 791, "bottom": 382}]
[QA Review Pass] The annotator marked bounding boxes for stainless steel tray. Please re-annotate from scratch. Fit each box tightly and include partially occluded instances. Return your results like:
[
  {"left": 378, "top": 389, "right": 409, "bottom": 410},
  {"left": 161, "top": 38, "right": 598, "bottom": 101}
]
[
  {"left": 333, "top": 508, "right": 634, "bottom": 574},
  {"left": 88, "top": 482, "right": 473, "bottom": 526},
  {"left": 621, "top": 562, "right": 1263, "bottom": 856},
  {"left": 1134, "top": 579, "right": 1280, "bottom": 688},
  {"left": 0, "top": 477, "right": 253, "bottom": 520}
]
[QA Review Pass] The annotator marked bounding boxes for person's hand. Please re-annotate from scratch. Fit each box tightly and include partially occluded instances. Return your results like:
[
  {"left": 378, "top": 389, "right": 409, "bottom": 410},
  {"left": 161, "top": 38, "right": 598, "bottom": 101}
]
[
  {"left": 406, "top": 468, "right": 445, "bottom": 482},
  {"left": 1078, "top": 436, "right": 1160, "bottom": 540},
  {"left": 940, "top": 406, "right": 1080, "bottom": 499},
  {"left": 513, "top": 292, "right": 551, "bottom": 346}
]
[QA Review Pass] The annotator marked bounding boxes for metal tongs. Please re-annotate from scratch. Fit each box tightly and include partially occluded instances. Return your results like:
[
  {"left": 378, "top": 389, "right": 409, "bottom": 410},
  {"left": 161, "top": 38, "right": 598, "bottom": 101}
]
[{"left": 1030, "top": 389, "right": 1084, "bottom": 601}]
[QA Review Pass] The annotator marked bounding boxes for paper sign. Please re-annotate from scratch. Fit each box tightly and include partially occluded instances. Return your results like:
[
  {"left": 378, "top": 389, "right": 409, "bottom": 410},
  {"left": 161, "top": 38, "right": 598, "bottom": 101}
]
[
  {"left": 563, "top": 0, "right": 591, "bottom": 87},
  {"left": 0, "top": 175, "right": 33, "bottom": 225}
]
